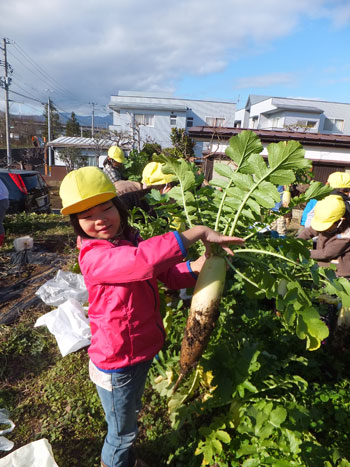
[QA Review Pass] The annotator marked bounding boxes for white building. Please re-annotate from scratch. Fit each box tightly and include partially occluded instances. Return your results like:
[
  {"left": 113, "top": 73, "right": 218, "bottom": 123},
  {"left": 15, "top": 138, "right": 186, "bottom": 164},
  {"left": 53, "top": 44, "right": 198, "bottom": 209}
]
[
  {"left": 234, "top": 95, "right": 350, "bottom": 135},
  {"left": 108, "top": 90, "right": 236, "bottom": 156},
  {"left": 188, "top": 126, "right": 350, "bottom": 183}
]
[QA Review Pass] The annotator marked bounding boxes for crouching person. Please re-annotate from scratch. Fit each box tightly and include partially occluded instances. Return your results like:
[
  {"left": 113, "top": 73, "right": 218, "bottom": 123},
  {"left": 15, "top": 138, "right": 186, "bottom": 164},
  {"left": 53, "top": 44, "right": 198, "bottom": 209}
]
[{"left": 298, "top": 195, "right": 350, "bottom": 278}]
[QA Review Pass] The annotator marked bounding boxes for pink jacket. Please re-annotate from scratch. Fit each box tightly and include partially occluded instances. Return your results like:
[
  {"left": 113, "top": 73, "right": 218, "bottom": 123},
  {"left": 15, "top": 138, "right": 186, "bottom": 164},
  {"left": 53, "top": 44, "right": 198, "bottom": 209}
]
[{"left": 79, "top": 231, "right": 197, "bottom": 370}]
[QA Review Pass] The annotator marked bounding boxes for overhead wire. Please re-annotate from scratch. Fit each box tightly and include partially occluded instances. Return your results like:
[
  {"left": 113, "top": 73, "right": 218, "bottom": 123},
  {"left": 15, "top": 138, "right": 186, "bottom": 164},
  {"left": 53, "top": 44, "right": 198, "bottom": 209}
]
[
  {"left": 2, "top": 37, "right": 110, "bottom": 121},
  {"left": 5, "top": 39, "right": 94, "bottom": 111},
  {"left": 11, "top": 42, "right": 75, "bottom": 99}
]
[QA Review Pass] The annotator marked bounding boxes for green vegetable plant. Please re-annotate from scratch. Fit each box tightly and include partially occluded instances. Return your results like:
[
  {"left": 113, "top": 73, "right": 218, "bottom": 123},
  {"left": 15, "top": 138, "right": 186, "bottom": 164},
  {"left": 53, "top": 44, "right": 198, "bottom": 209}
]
[
  {"left": 145, "top": 130, "right": 350, "bottom": 465},
  {"left": 154, "top": 131, "right": 344, "bottom": 352}
]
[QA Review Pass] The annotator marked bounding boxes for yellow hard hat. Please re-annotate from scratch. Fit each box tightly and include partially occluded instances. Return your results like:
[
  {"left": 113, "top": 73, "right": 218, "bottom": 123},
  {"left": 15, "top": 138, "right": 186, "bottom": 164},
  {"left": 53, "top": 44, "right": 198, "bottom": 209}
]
[
  {"left": 59, "top": 166, "right": 116, "bottom": 215},
  {"left": 108, "top": 145, "right": 125, "bottom": 163},
  {"left": 141, "top": 162, "right": 176, "bottom": 186},
  {"left": 327, "top": 172, "right": 350, "bottom": 188},
  {"left": 311, "top": 195, "right": 345, "bottom": 231}
]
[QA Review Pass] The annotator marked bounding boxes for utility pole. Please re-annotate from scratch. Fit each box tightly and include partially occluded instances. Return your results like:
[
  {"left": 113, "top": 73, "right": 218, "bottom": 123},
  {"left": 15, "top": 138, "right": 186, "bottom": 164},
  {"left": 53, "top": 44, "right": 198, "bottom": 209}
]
[
  {"left": 89, "top": 102, "right": 95, "bottom": 138},
  {"left": 0, "top": 38, "right": 12, "bottom": 167},
  {"left": 47, "top": 97, "right": 52, "bottom": 171}
]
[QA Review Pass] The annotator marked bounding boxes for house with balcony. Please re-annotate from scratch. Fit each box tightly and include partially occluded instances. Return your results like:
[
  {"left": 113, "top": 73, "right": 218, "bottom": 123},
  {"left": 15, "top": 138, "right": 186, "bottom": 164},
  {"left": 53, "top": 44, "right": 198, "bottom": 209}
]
[
  {"left": 234, "top": 95, "right": 350, "bottom": 135},
  {"left": 108, "top": 90, "right": 236, "bottom": 157}
]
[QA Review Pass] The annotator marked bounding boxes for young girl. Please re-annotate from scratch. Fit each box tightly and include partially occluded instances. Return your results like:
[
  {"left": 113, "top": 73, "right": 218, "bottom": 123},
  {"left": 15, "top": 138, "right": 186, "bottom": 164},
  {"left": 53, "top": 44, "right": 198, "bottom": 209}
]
[{"left": 59, "top": 167, "right": 244, "bottom": 467}]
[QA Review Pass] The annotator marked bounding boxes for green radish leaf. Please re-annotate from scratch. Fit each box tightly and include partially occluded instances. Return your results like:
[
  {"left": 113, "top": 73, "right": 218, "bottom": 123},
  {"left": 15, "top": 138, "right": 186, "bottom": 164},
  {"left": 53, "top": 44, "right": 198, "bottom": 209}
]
[
  {"left": 268, "top": 169, "right": 296, "bottom": 185},
  {"left": 215, "top": 430, "right": 231, "bottom": 444},
  {"left": 226, "top": 186, "right": 247, "bottom": 199},
  {"left": 246, "top": 197, "right": 261, "bottom": 216},
  {"left": 251, "top": 190, "right": 278, "bottom": 209},
  {"left": 203, "top": 444, "right": 213, "bottom": 464},
  {"left": 296, "top": 315, "right": 308, "bottom": 340},
  {"left": 267, "top": 140, "right": 311, "bottom": 170},
  {"left": 168, "top": 186, "right": 195, "bottom": 204},
  {"left": 211, "top": 438, "right": 223, "bottom": 454},
  {"left": 230, "top": 173, "right": 255, "bottom": 191},
  {"left": 269, "top": 406, "right": 287, "bottom": 427},
  {"left": 241, "top": 153, "right": 268, "bottom": 178},
  {"left": 304, "top": 181, "right": 333, "bottom": 201},
  {"left": 285, "top": 429, "right": 302, "bottom": 455},
  {"left": 154, "top": 155, "right": 196, "bottom": 191},
  {"left": 214, "top": 163, "right": 236, "bottom": 179},
  {"left": 210, "top": 178, "right": 229, "bottom": 189},
  {"left": 226, "top": 130, "right": 263, "bottom": 166}
]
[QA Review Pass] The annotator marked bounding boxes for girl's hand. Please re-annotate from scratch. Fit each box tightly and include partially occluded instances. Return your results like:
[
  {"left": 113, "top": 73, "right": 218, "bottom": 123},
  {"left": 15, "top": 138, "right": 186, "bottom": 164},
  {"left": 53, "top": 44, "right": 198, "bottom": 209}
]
[
  {"left": 180, "top": 226, "right": 245, "bottom": 255},
  {"left": 189, "top": 254, "right": 207, "bottom": 274},
  {"left": 202, "top": 229, "right": 245, "bottom": 256}
]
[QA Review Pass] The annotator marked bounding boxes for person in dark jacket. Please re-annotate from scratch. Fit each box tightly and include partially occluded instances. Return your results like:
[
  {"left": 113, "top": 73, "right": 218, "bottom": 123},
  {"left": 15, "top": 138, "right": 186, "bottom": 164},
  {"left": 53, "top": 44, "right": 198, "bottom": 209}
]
[
  {"left": 327, "top": 171, "right": 350, "bottom": 215},
  {"left": 103, "top": 146, "right": 125, "bottom": 183},
  {"left": 298, "top": 194, "right": 350, "bottom": 278}
]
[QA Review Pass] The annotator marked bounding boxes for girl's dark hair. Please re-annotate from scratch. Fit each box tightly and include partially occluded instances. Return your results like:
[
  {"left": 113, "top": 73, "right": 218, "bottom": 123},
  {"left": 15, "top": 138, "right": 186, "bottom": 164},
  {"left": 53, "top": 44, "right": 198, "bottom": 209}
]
[{"left": 70, "top": 196, "right": 131, "bottom": 239}]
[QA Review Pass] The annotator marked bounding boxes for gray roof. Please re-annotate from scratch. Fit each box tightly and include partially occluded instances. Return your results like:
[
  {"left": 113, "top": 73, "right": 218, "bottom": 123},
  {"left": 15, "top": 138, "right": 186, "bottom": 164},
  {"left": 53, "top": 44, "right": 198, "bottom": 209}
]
[
  {"left": 109, "top": 102, "right": 188, "bottom": 112},
  {"left": 262, "top": 100, "right": 324, "bottom": 115},
  {"left": 47, "top": 136, "right": 115, "bottom": 149}
]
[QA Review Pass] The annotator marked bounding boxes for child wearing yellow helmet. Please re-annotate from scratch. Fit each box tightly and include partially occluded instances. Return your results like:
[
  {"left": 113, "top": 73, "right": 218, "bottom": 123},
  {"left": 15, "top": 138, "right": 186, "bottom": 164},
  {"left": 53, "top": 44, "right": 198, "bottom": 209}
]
[
  {"left": 103, "top": 145, "right": 126, "bottom": 184},
  {"left": 327, "top": 171, "right": 350, "bottom": 217},
  {"left": 298, "top": 195, "right": 350, "bottom": 277},
  {"left": 141, "top": 161, "right": 176, "bottom": 194},
  {"left": 59, "top": 166, "right": 244, "bottom": 467}
]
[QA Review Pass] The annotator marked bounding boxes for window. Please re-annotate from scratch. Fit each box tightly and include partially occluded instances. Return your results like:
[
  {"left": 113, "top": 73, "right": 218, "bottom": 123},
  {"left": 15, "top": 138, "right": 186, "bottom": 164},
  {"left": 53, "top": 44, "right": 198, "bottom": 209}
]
[
  {"left": 250, "top": 116, "right": 258, "bottom": 129},
  {"left": 186, "top": 117, "right": 194, "bottom": 128},
  {"left": 234, "top": 120, "right": 241, "bottom": 128},
  {"left": 206, "top": 117, "right": 225, "bottom": 127},
  {"left": 296, "top": 120, "right": 317, "bottom": 129},
  {"left": 324, "top": 118, "right": 344, "bottom": 132},
  {"left": 170, "top": 115, "right": 177, "bottom": 126},
  {"left": 134, "top": 114, "right": 154, "bottom": 127},
  {"left": 271, "top": 117, "right": 283, "bottom": 128}
]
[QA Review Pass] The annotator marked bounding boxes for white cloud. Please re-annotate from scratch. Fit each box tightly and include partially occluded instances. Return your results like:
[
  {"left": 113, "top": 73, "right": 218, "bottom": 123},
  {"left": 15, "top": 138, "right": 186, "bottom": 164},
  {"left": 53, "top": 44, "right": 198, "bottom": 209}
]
[{"left": 0, "top": 0, "right": 344, "bottom": 113}]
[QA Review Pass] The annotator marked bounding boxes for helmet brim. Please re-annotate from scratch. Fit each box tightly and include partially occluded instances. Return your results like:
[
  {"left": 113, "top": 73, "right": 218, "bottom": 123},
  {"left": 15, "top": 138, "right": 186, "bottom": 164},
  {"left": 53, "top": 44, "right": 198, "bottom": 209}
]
[{"left": 61, "top": 192, "right": 116, "bottom": 215}]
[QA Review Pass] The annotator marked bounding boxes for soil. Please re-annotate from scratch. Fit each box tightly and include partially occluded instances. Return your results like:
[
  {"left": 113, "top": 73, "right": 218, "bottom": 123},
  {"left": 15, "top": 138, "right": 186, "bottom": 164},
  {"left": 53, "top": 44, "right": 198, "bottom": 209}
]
[
  {"left": 0, "top": 238, "right": 76, "bottom": 325},
  {"left": 0, "top": 183, "right": 78, "bottom": 325},
  {"left": 47, "top": 182, "right": 62, "bottom": 211}
]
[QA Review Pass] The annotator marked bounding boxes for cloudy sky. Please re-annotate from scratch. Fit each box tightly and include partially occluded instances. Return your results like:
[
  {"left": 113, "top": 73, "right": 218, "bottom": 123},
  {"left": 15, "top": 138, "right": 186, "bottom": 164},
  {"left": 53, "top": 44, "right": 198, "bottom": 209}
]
[{"left": 0, "top": 0, "right": 350, "bottom": 116}]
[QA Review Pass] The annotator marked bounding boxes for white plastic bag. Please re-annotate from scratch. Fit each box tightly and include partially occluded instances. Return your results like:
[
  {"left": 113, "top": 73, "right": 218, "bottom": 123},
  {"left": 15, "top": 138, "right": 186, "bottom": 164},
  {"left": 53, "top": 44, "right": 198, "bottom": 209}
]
[
  {"left": 35, "top": 270, "right": 88, "bottom": 306},
  {"left": 0, "top": 409, "right": 15, "bottom": 452},
  {"left": 34, "top": 299, "right": 91, "bottom": 357},
  {"left": 0, "top": 438, "right": 58, "bottom": 467}
]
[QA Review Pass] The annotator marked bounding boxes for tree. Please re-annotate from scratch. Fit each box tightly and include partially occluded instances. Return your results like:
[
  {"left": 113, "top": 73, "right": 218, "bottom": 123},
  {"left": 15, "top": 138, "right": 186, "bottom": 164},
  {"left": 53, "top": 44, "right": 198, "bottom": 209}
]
[
  {"left": 42, "top": 99, "right": 63, "bottom": 141},
  {"left": 169, "top": 128, "right": 195, "bottom": 160},
  {"left": 59, "top": 147, "right": 87, "bottom": 172},
  {"left": 65, "top": 112, "right": 81, "bottom": 137}
]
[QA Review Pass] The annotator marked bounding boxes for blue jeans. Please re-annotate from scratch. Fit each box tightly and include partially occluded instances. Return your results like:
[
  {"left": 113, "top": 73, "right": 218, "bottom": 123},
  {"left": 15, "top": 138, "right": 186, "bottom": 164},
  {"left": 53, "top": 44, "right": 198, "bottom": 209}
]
[{"left": 96, "top": 359, "right": 152, "bottom": 467}]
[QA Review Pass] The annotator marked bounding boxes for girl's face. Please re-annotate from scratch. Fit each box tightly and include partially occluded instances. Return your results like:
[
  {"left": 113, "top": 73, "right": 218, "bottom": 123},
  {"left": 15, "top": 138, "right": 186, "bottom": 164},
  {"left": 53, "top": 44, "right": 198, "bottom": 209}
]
[{"left": 77, "top": 200, "right": 121, "bottom": 240}]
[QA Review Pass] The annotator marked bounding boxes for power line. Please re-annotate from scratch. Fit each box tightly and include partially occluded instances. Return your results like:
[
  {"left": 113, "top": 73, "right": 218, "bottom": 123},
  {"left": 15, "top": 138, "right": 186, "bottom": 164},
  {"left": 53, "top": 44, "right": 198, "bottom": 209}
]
[
  {"left": 12, "top": 42, "right": 75, "bottom": 99},
  {"left": 6, "top": 39, "right": 93, "bottom": 110},
  {"left": 9, "top": 89, "right": 43, "bottom": 103}
]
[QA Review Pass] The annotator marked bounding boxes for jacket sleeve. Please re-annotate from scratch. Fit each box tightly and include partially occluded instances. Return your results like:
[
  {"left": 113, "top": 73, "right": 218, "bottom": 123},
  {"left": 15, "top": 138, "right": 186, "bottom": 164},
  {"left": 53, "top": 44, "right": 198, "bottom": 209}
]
[
  {"left": 79, "top": 231, "right": 187, "bottom": 284},
  {"left": 157, "top": 260, "right": 197, "bottom": 289},
  {"left": 310, "top": 238, "right": 350, "bottom": 262},
  {"left": 298, "top": 227, "right": 317, "bottom": 240}
]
